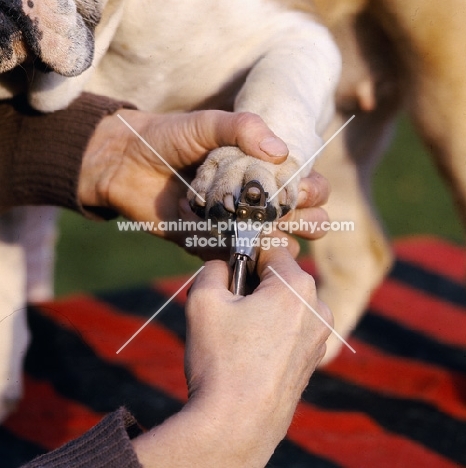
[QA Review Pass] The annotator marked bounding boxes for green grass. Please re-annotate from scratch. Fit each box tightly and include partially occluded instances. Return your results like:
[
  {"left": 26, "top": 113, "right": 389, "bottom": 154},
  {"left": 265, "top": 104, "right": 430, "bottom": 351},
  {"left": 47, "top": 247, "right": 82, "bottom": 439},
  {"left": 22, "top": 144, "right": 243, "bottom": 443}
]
[
  {"left": 55, "top": 215, "right": 202, "bottom": 296},
  {"left": 55, "top": 115, "right": 464, "bottom": 297},
  {"left": 373, "top": 116, "right": 463, "bottom": 243}
]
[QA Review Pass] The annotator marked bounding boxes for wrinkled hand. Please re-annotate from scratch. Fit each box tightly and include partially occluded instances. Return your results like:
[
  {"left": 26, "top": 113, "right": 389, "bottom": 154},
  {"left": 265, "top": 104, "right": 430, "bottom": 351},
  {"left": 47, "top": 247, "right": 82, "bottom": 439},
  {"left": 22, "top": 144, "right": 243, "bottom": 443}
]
[
  {"left": 185, "top": 246, "right": 331, "bottom": 413},
  {"left": 133, "top": 247, "right": 332, "bottom": 467},
  {"left": 185, "top": 247, "right": 331, "bottom": 465}
]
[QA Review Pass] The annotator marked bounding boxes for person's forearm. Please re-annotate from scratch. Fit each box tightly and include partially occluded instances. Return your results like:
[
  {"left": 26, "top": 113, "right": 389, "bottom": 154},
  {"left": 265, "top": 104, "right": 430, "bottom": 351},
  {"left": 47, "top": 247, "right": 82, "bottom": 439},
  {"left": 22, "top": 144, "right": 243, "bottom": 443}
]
[
  {"left": 0, "top": 93, "right": 135, "bottom": 217},
  {"left": 132, "top": 393, "right": 287, "bottom": 468},
  {"left": 0, "top": 97, "right": 24, "bottom": 209},
  {"left": 22, "top": 408, "right": 142, "bottom": 468}
]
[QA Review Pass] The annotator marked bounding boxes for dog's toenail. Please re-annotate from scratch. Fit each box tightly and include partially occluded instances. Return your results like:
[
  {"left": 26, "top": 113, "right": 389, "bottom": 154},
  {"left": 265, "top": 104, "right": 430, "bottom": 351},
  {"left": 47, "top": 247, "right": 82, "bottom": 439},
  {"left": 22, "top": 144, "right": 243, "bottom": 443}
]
[
  {"left": 245, "top": 187, "right": 261, "bottom": 203},
  {"left": 224, "top": 194, "right": 236, "bottom": 213},
  {"left": 195, "top": 194, "right": 206, "bottom": 206}
]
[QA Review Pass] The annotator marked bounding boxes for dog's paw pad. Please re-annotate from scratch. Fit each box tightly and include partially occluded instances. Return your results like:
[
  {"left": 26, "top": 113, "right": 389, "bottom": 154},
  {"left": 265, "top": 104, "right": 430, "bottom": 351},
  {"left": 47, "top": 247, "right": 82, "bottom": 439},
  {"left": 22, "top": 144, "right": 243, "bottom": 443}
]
[
  {"left": 280, "top": 205, "right": 291, "bottom": 217},
  {"left": 209, "top": 202, "right": 236, "bottom": 222},
  {"left": 264, "top": 204, "right": 278, "bottom": 221},
  {"left": 190, "top": 202, "right": 206, "bottom": 219}
]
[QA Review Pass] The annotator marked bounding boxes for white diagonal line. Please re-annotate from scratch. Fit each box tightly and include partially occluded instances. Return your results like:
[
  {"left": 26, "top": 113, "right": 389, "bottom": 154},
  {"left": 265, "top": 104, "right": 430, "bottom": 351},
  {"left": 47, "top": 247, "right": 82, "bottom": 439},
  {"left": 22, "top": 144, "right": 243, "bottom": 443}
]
[
  {"left": 117, "top": 114, "right": 206, "bottom": 203},
  {"left": 268, "top": 115, "right": 355, "bottom": 203},
  {"left": 268, "top": 266, "right": 356, "bottom": 354},
  {"left": 116, "top": 266, "right": 205, "bottom": 354}
]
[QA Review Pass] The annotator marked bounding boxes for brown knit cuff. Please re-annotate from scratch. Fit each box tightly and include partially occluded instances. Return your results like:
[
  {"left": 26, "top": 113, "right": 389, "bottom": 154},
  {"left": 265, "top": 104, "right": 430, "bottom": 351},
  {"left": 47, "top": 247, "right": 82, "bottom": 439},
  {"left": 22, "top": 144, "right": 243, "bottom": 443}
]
[
  {"left": 23, "top": 407, "right": 143, "bottom": 468},
  {"left": 11, "top": 92, "right": 136, "bottom": 219}
]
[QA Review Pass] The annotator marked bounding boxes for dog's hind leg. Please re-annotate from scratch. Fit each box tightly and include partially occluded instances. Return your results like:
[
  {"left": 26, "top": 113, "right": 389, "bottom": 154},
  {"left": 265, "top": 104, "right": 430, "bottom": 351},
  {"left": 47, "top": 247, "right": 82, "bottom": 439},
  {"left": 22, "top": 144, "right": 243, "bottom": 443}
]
[
  {"left": 313, "top": 108, "right": 397, "bottom": 365},
  {"left": 311, "top": 12, "right": 403, "bottom": 364},
  {"left": 389, "top": 3, "right": 466, "bottom": 248},
  {"left": 0, "top": 206, "right": 56, "bottom": 422},
  {"left": 20, "top": 206, "right": 58, "bottom": 303},
  {"left": 0, "top": 208, "right": 30, "bottom": 422}
]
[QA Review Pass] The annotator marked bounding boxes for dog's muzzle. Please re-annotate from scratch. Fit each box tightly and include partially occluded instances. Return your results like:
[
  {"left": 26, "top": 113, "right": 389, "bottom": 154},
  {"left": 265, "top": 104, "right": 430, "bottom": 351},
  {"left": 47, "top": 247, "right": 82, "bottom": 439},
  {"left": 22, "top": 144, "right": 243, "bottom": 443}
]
[{"left": 0, "top": 0, "right": 97, "bottom": 77}]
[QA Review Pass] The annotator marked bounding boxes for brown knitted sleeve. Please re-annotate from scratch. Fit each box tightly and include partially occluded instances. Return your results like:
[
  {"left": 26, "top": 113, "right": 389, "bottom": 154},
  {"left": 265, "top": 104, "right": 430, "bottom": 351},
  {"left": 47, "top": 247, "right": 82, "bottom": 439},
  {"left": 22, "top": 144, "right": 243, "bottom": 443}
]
[
  {"left": 22, "top": 407, "right": 143, "bottom": 468},
  {"left": 0, "top": 93, "right": 136, "bottom": 219}
]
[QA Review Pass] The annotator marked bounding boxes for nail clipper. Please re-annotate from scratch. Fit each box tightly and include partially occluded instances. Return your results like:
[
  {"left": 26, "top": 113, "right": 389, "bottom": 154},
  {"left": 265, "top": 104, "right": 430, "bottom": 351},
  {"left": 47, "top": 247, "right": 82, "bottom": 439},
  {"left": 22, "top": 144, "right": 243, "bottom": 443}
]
[{"left": 230, "top": 180, "right": 268, "bottom": 295}]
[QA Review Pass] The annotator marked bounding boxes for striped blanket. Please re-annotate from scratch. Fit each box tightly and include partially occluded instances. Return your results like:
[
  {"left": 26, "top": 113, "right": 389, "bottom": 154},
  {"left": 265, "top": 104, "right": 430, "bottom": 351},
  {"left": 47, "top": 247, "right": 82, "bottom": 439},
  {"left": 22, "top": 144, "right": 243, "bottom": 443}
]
[{"left": 1, "top": 237, "right": 465, "bottom": 467}]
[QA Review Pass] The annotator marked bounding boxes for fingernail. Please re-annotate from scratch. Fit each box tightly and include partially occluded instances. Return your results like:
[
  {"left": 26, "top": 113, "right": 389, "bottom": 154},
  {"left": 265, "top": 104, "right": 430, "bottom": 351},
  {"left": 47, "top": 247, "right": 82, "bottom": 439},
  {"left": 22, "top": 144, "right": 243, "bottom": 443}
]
[
  {"left": 297, "top": 190, "right": 308, "bottom": 206},
  {"left": 259, "top": 137, "right": 288, "bottom": 158}
]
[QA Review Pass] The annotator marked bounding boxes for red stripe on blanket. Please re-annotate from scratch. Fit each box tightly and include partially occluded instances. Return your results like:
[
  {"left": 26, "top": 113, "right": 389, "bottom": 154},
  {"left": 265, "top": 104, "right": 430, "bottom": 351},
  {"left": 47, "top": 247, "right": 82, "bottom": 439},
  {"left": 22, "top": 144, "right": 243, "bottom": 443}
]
[
  {"left": 38, "top": 296, "right": 188, "bottom": 402},
  {"left": 369, "top": 279, "right": 466, "bottom": 346},
  {"left": 296, "top": 258, "right": 318, "bottom": 278},
  {"left": 394, "top": 237, "right": 465, "bottom": 282},
  {"left": 4, "top": 375, "right": 102, "bottom": 450},
  {"left": 324, "top": 339, "right": 466, "bottom": 420},
  {"left": 288, "top": 402, "right": 459, "bottom": 468},
  {"left": 152, "top": 280, "right": 190, "bottom": 306}
]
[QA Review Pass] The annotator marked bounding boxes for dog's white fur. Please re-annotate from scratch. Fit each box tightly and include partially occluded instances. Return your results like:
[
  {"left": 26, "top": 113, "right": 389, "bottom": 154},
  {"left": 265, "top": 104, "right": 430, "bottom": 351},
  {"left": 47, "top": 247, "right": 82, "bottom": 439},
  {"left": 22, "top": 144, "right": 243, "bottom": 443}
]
[{"left": 0, "top": 0, "right": 341, "bottom": 420}]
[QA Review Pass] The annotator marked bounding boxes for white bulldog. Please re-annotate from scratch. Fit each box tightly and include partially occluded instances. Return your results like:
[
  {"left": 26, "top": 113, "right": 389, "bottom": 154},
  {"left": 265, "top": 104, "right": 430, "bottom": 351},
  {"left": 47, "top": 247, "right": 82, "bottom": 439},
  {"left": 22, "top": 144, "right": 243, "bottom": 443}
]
[{"left": 0, "top": 0, "right": 340, "bottom": 420}]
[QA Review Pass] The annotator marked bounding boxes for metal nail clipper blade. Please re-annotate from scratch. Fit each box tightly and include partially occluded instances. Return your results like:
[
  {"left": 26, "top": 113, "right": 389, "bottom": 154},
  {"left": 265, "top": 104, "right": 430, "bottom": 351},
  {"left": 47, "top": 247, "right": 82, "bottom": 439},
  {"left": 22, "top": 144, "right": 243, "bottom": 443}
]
[{"left": 230, "top": 180, "right": 268, "bottom": 295}]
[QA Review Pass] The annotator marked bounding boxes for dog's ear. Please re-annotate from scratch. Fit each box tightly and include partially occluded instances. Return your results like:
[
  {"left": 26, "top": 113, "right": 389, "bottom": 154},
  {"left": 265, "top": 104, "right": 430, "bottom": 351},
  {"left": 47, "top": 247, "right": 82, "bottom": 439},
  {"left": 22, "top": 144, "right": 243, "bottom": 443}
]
[
  {"left": 0, "top": 9, "right": 28, "bottom": 73},
  {"left": 0, "top": 0, "right": 103, "bottom": 77}
]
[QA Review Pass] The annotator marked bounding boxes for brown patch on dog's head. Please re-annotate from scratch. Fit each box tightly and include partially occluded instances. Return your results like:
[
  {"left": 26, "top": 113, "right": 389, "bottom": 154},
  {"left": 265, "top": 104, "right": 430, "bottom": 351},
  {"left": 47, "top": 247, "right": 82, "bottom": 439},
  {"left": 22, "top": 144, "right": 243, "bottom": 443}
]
[
  {"left": 0, "top": 0, "right": 105, "bottom": 76},
  {"left": 0, "top": 9, "right": 28, "bottom": 73}
]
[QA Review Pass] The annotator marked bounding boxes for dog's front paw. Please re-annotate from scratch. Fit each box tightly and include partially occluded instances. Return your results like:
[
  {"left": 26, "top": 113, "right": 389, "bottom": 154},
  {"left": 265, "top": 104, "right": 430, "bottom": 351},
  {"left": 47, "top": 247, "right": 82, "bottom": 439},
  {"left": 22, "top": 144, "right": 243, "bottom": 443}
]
[{"left": 188, "top": 146, "right": 301, "bottom": 221}]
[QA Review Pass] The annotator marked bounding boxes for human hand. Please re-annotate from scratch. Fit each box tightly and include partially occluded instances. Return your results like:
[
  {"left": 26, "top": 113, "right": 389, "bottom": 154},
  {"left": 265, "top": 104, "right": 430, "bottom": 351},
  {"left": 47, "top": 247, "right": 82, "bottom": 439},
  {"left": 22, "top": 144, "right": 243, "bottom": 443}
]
[
  {"left": 277, "top": 170, "right": 330, "bottom": 240},
  {"left": 79, "top": 108, "right": 289, "bottom": 228},
  {"left": 185, "top": 245, "right": 332, "bottom": 424},
  {"left": 132, "top": 247, "right": 332, "bottom": 467},
  {"left": 184, "top": 247, "right": 331, "bottom": 465}
]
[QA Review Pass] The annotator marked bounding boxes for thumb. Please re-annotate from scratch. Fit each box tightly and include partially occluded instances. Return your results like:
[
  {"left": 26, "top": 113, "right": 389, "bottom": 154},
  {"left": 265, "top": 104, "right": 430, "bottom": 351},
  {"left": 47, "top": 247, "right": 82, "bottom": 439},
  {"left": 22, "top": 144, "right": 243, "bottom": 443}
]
[
  {"left": 190, "top": 259, "right": 231, "bottom": 293},
  {"left": 189, "top": 111, "right": 289, "bottom": 163},
  {"left": 255, "top": 246, "right": 304, "bottom": 287}
]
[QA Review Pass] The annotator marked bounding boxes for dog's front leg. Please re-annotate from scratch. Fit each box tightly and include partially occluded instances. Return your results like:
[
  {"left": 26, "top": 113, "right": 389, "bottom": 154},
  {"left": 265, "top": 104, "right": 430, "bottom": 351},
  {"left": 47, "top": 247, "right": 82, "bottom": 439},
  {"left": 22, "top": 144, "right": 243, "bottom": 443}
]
[{"left": 189, "top": 19, "right": 341, "bottom": 220}]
